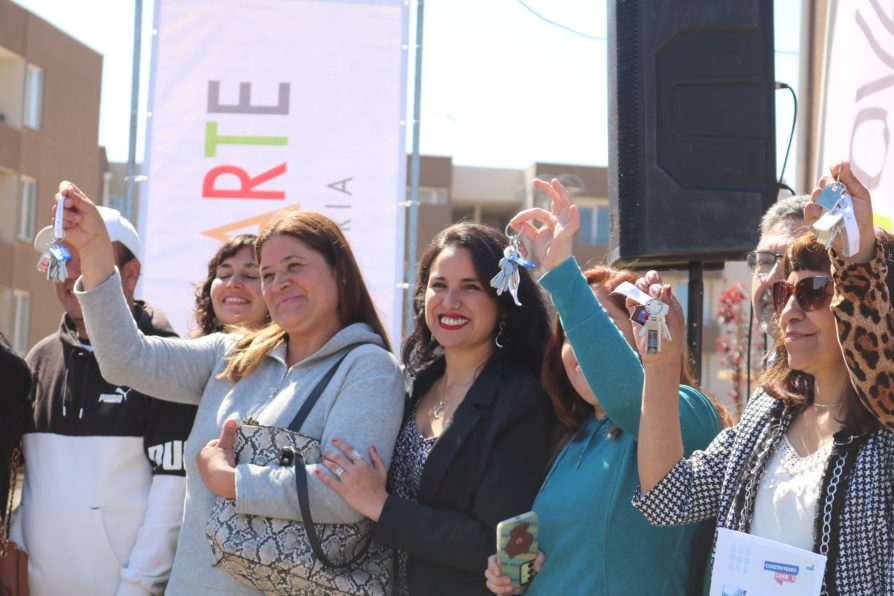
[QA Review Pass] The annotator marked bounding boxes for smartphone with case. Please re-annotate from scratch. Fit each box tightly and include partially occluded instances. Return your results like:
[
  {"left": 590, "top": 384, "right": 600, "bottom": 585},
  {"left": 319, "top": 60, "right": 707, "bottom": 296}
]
[{"left": 496, "top": 511, "right": 539, "bottom": 591}]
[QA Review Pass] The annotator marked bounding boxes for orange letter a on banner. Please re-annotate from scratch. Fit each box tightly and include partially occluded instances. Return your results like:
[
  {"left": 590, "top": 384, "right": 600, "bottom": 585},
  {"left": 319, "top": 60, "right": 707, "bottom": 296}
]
[{"left": 201, "top": 206, "right": 300, "bottom": 242}]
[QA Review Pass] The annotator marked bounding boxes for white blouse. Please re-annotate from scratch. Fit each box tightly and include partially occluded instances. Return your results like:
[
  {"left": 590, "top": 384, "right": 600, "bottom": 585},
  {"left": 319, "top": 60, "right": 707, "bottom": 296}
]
[{"left": 750, "top": 435, "right": 833, "bottom": 552}]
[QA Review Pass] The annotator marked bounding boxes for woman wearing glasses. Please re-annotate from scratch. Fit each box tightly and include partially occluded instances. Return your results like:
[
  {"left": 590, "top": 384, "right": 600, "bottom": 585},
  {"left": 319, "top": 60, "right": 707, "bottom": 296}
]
[{"left": 632, "top": 162, "right": 894, "bottom": 593}]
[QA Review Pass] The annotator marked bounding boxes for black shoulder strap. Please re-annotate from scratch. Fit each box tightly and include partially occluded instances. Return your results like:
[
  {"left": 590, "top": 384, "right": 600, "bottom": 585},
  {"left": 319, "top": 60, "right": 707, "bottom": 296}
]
[
  {"left": 291, "top": 345, "right": 374, "bottom": 568},
  {"left": 287, "top": 349, "right": 354, "bottom": 433}
]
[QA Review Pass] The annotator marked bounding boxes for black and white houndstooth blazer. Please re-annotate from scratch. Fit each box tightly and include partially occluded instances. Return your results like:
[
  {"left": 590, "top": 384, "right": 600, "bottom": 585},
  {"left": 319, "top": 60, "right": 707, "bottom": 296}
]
[{"left": 633, "top": 390, "right": 894, "bottom": 596}]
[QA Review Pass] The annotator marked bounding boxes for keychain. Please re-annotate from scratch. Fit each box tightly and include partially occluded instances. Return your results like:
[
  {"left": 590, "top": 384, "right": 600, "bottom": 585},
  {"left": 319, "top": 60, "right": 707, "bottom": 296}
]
[
  {"left": 614, "top": 282, "right": 672, "bottom": 354},
  {"left": 813, "top": 164, "right": 860, "bottom": 256},
  {"left": 36, "top": 199, "right": 72, "bottom": 282},
  {"left": 491, "top": 225, "right": 535, "bottom": 306},
  {"left": 639, "top": 298, "right": 671, "bottom": 354}
]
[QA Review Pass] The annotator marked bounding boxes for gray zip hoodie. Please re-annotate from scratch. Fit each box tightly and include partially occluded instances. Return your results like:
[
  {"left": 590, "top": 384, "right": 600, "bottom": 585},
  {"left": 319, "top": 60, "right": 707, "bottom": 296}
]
[{"left": 76, "top": 270, "right": 405, "bottom": 594}]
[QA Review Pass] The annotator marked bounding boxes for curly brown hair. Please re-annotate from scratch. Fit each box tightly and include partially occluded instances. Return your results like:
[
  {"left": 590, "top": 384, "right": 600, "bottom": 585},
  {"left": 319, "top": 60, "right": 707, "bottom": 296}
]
[
  {"left": 191, "top": 234, "right": 259, "bottom": 337},
  {"left": 400, "top": 222, "right": 551, "bottom": 379}
]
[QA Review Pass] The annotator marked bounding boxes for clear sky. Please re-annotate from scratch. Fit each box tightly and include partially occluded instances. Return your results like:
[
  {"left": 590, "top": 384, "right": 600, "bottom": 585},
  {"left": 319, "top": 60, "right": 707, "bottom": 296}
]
[{"left": 16, "top": 0, "right": 803, "bottom": 186}]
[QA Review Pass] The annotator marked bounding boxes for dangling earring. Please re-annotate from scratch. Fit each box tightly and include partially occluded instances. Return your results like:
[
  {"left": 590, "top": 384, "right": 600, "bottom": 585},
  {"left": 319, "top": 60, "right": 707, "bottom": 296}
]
[{"left": 495, "top": 320, "right": 507, "bottom": 349}]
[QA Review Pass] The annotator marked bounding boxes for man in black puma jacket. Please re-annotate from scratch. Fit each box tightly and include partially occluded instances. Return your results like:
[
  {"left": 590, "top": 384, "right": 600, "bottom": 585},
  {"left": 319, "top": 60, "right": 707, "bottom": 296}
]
[{"left": 13, "top": 207, "right": 196, "bottom": 596}]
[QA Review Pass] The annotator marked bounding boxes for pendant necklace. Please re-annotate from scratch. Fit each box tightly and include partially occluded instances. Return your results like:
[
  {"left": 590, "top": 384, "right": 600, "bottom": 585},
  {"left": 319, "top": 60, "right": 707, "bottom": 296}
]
[{"left": 432, "top": 378, "right": 448, "bottom": 420}]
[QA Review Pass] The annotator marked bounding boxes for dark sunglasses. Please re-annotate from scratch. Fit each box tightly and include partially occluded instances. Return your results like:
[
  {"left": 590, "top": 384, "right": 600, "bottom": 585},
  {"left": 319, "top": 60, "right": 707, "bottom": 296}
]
[
  {"left": 771, "top": 277, "right": 833, "bottom": 314},
  {"left": 746, "top": 250, "right": 784, "bottom": 276}
]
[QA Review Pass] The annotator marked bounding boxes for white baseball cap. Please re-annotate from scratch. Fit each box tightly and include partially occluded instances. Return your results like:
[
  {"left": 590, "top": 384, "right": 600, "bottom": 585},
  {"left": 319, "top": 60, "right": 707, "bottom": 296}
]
[{"left": 33, "top": 206, "right": 141, "bottom": 261}]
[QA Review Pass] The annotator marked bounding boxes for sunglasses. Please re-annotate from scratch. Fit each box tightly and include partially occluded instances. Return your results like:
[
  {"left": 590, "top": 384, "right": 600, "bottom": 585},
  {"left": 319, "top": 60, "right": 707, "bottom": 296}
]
[
  {"left": 746, "top": 250, "right": 784, "bottom": 276},
  {"left": 771, "top": 276, "right": 833, "bottom": 314}
]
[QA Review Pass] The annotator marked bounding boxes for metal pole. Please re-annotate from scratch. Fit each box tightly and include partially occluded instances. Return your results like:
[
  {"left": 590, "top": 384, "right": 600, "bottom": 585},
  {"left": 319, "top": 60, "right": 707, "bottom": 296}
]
[
  {"left": 404, "top": 0, "right": 425, "bottom": 338},
  {"left": 687, "top": 261, "right": 704, "bottom": 385},
  {"left": 125, "top": 0, "right": 142, "bottom": 215}
]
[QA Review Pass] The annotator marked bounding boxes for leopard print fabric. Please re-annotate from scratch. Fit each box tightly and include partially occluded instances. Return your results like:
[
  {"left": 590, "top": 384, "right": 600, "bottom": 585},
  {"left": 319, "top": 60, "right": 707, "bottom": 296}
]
[{"left": 830, "top": 236, "right": 894, "bottom": 430}]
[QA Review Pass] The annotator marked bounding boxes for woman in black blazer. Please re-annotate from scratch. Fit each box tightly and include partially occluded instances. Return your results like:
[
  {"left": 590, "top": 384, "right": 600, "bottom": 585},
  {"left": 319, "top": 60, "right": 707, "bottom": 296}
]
[{"left": 319, "top": 222, "right": 554, "bottom": 595}]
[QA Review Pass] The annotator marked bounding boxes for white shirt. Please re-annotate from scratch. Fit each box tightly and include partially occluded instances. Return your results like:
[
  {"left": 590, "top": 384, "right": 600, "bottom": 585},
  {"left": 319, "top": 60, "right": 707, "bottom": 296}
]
[{"left": 750, "top": 435, "right": 833, "bottom": 552}]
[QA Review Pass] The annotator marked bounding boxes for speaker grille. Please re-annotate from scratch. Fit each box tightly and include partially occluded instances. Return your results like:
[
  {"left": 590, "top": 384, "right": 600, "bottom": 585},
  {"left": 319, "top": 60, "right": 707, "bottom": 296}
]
[{"left": 607, "top": 0, "right": 776, "bottom": 269}]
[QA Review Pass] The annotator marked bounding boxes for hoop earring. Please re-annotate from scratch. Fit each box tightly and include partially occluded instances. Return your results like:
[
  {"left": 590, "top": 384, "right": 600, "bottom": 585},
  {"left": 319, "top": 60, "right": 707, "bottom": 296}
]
[{"left": 494, "top": 321, "right": 507, "bottom": 349}]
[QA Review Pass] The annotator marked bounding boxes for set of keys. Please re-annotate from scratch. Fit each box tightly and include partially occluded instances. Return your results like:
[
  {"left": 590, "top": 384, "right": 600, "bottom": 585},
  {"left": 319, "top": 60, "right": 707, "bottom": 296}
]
[
  {"left": 813, "top": 172, "right": 860, "bottom": 256},
  {"left": 613, "top": 281, "right": 672, "bottom": 354},
  {"left": 491, "top": 226, "right": 535, "bottom": 306},
  {"left": 36, "top": 200, "right": 72, "bottom": 282},
  {"left": 641, "top": 298, "right": 672, "bottom": 354}
]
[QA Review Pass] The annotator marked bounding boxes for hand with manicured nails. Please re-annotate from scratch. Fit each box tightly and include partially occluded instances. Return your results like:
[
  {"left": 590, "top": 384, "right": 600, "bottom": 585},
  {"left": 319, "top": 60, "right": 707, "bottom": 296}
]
[
  {"left": 196, "top": 418, "right": 237, "bottom": 499},
  {"left": 508, "top": 178, "right": 579, "bottom": 272},
  {"left": 316, "top": 438, "right": 388, "bottom": 522},
  {"left": 484, "top": 551, "right": 545, "bottom": 595},
  {"left": 805, "top": 161, "right": 876, "bottom": 263}
]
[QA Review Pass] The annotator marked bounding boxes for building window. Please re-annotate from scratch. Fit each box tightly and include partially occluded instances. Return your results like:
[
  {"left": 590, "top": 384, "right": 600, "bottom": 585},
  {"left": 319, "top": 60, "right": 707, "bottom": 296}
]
[
  {"left": 24, "top": 64, "right": 43, "bottom": 130},
  {"left": 578, "top": 205, "right": 609, "bottom": 245},
  {"left": 13, "top": 290, "right": 30, "bottom": 355},
  {"left": 406, "top": 187, "right": 448, "bottom": 205},
  {"left": 17, "top": 177, "right": 37, "bottom": 241}
]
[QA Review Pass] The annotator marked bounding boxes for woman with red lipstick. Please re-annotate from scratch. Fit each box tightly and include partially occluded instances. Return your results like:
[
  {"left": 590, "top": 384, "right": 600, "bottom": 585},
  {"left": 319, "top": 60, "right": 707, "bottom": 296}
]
[
  {"left": 191, "top": 234, "right": 269, "bottom": 337},
  {"left": 633, "top": 162, "right": 894, "bottom": 593},
  {"left": 317, "top": 222, "right": 554, "bottom": 596}
]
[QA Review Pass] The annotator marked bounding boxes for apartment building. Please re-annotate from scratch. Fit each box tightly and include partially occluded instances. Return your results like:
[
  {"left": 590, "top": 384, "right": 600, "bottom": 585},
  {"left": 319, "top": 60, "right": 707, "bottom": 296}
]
[{"left": 0, "top": 0, "right": 105, "bottom": 353}]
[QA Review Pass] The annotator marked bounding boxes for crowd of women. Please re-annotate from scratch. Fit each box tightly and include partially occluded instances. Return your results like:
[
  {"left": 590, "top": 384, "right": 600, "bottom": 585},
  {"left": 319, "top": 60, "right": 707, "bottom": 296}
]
[{"left": 3, "top": 159, "right": 892, "bottom": 595}]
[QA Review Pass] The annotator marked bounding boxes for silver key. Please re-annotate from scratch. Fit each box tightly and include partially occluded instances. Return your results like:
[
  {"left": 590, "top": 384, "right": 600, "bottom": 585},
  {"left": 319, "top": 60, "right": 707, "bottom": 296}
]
[{"left": 638, "top": 299, "right": 671, "bottom": 354}]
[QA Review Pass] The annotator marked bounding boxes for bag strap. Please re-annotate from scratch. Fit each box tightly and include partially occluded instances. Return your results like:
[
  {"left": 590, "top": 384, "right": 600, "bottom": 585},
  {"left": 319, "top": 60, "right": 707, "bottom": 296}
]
[
  {"left": 286, "top": 348, "right": 357, "bottom": 433},
  {"left": 295, "top": 451, "right": 373, "bottom": 569},
  {"left": 290, "top": 345, "right": 374, "bottom": 569}
]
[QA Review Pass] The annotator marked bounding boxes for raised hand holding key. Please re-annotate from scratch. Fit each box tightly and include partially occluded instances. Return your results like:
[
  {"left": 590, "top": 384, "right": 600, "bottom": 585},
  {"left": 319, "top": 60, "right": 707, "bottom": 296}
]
[
  {"left": 507, "top": 178, "right": 579, "bottom": 272},
  {"left": 36, "top": 199, "right": 72, "bottom": 282},
  {"left": 805, "top": 161, "right": 876, "bottom": 263},
  {"left": 50, "top": 181, "right": 117, "bottom": 291}
]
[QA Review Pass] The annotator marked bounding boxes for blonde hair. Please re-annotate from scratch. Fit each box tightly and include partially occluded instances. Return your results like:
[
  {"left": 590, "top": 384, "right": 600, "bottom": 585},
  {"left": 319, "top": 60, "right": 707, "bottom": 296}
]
[{"left": 221, "top": 209, "right": 389, "bottom": 382}]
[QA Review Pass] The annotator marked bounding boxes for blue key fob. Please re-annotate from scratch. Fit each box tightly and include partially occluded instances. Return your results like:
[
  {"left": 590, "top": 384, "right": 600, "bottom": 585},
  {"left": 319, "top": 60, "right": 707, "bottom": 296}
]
[{"left": 49, "top": 243, "right": 72, "bottom": 262}]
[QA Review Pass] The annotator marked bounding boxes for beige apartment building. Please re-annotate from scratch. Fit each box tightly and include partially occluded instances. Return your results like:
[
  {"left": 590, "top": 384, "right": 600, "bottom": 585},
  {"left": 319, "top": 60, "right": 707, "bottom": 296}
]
[{"left": 0, "top": 0, "right": 106, "bottom": 354}]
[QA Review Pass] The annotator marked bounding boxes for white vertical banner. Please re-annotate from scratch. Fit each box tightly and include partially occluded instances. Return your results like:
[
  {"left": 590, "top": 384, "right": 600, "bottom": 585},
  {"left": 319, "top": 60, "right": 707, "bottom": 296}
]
[
  {"left": 140, "top": 0, "right": 408, "bottom": 345},
  {"left": 819, "top": 1, "right": 893, "bottom": 230}
]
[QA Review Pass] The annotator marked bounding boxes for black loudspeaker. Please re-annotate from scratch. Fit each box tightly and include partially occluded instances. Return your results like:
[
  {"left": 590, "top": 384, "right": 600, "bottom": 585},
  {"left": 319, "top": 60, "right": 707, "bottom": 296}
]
[{"left": 608, "top": 0, "right": 776, "bottom": 269}]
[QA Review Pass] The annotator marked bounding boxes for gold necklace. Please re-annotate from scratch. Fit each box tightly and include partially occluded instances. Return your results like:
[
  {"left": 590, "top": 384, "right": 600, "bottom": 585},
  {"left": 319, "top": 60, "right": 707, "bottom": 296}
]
[{"left": 812, "top": 401, "right": 843, "bottom": 409}]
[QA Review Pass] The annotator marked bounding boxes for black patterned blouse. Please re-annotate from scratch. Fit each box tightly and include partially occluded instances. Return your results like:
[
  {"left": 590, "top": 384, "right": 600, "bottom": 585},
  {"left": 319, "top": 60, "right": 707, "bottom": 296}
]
[{"left": 389, "top": 402, "right": 438, "bottom": 596}]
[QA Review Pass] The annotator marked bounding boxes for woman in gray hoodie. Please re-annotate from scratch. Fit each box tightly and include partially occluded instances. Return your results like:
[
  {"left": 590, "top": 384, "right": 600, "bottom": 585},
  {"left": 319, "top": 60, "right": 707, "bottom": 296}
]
[{"left": 55, "top": 181, "right": 405, "bottom": 595}]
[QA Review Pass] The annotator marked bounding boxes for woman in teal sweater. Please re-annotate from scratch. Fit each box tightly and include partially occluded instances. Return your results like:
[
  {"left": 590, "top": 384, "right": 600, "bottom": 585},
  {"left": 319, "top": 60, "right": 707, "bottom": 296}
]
[{"left": 485, "top": 178, "right": 729, "bottom": 595}]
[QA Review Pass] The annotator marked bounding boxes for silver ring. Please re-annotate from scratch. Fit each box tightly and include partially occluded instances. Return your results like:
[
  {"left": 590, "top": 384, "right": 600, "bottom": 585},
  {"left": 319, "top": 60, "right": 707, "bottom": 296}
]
[
  {"left": 504, "top": 222, "right": 513, "bottom": 238},
  {"left": 334, "top": 465, "right": 345, "bottom": 478},
  {"left": 351, "top": 449, "right": 363, "bottom": 461}
]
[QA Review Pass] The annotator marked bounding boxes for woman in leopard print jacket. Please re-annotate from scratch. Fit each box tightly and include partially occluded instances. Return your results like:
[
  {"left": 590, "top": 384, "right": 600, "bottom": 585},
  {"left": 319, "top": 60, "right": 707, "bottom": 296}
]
[{"left": 631, "top": 162, "right": 893, "bottom": 595}]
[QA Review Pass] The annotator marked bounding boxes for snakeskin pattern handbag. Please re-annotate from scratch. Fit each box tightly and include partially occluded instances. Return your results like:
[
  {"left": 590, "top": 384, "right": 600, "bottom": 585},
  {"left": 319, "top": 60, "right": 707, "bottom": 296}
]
[{"left": 206, "top": 350, "right": 393, "bottom": 595}]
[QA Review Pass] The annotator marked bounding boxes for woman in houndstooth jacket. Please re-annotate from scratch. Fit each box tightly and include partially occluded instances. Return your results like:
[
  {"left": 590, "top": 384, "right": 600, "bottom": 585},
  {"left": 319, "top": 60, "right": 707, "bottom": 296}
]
[{"left": 633, "top": 162, "right": 894, "bottom": 595}]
